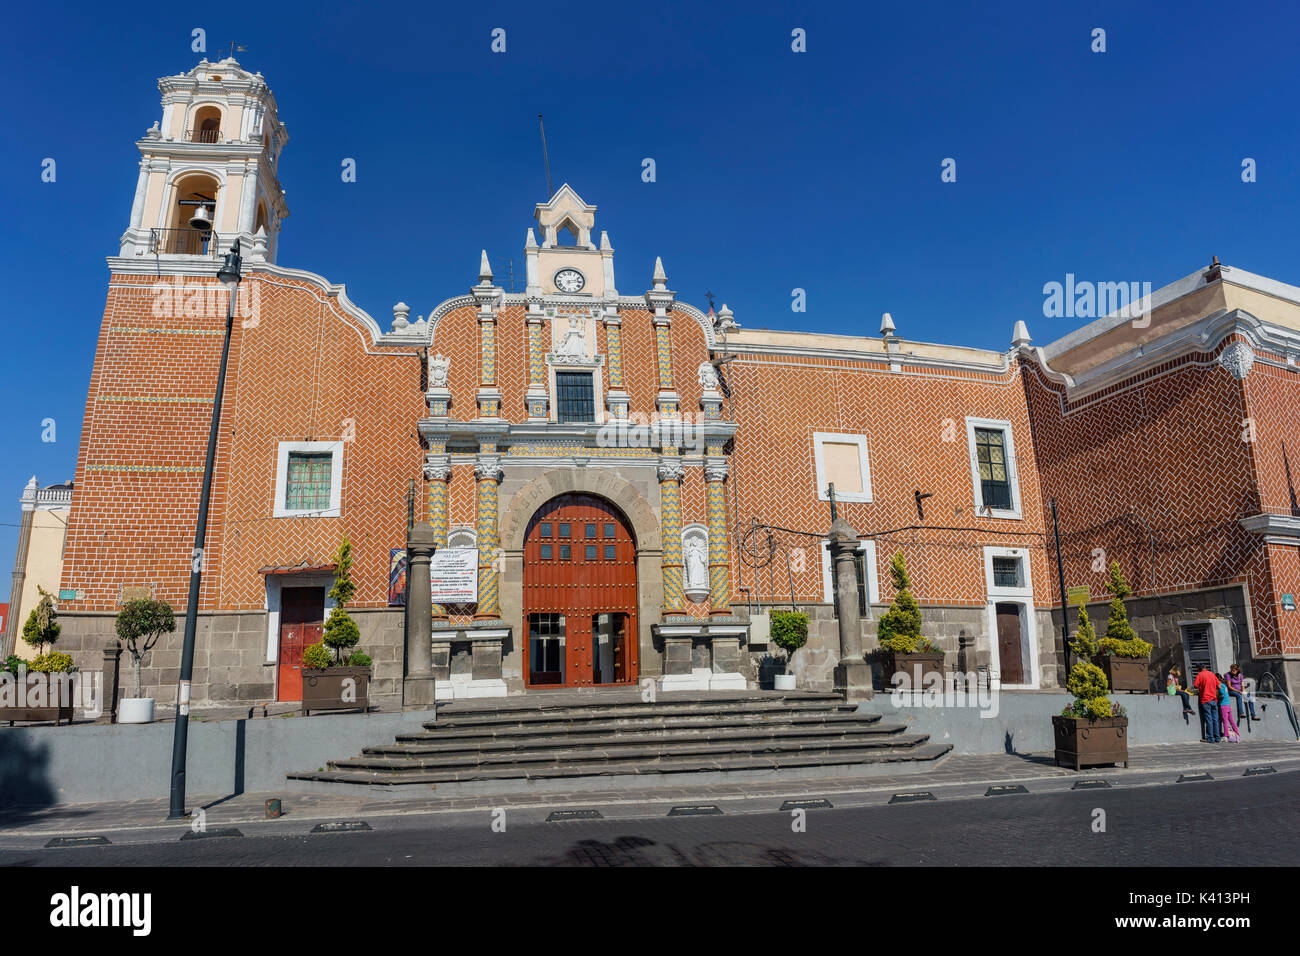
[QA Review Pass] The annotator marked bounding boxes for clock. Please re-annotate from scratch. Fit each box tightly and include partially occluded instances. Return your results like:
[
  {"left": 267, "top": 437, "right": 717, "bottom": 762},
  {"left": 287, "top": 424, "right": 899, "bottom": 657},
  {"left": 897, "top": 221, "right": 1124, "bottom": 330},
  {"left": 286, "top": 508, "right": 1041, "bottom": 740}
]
[{"left": 554, "top": 268, "right": 586, "bottom": 293}]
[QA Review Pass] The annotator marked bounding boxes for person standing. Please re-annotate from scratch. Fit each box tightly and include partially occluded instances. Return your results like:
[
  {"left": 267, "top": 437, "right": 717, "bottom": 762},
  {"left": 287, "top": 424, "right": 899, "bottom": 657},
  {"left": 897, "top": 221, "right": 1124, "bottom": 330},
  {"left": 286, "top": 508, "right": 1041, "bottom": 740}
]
[
  {"left": 1193, "top": 666, "right": 1222, "bottom": 743},
  {"left": 1218, "top": 680, "right": 1240, "bottom": 742}
]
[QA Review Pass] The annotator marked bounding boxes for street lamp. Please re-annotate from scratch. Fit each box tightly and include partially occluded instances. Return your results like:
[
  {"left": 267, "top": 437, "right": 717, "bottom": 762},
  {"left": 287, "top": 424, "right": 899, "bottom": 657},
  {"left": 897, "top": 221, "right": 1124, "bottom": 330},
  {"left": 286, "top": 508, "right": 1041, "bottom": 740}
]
[{"left": 169, "top": 239, "right": 241, "bottom": 819}]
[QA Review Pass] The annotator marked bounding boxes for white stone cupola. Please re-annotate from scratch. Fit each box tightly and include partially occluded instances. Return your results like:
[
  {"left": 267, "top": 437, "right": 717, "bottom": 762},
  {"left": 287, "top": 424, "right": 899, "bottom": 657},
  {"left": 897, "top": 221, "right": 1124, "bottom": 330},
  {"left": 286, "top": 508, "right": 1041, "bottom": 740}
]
[
  {"left": 118, "top": 58, "right": 290, "bottom": 264},
  {"left": 526, "top": 184, "right": 615, "bottom": 299}
]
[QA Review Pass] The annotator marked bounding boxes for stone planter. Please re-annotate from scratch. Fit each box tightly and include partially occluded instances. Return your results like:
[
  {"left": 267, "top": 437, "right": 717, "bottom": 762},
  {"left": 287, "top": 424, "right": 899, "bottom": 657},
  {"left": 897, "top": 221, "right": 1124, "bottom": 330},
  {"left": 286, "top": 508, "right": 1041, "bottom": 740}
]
[
  {"left": 0, "top": 672, "right": 76, "bottom": 725},
  {"left": 302, "top": 667, "right": 370, "bottom": 715},
  {"left": 1052, "top": 715, "right": 1129, "bottom": 770},
  {"left": 885, "top": 652, "right": 945, "bottom": 688},
  {"left": 118, "top": 697, "right": 155, "bottom": 724},
  {"left": 1103, "top": 656, "right": 1150, "bottom": 693},
  {"left": 774, "top": 673, "right": 796, "bottom": 691}
]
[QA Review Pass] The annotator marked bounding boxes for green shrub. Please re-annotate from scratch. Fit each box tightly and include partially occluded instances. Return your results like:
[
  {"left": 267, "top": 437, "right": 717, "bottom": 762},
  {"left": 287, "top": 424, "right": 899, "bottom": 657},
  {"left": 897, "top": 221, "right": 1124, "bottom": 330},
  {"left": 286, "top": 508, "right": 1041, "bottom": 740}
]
[
  {"left": 3, "top": 655, "right": 25, "bottom": 676},
  {"left": 21, "top": 586, "right": 60, "bottom": 654},
  {"left": 877, "top": 552, "right": 934, "bottom": 654},
  {"left": 115, "top": 598, "right": 176, "bottom": 698},
  {"left": 1060, "top": 659, "right": 1115, "bottom": 720},
  {"left": 302, "top": 642, "right": 333, "bottom": 670},
  {"left": 347, "top": 651, "right": 373, "bottom": 668},
  {"left": 29, "top": 652, "right": 75, "bottom": 674},
  {"left": 322, "top": 538, "right": 364, "bottom": 664},
  {"left": 1099, "top": 561, "right": 1151, "bottom": 659},
  {"left": 770, "top": 610, "right": 808, "bottom": 659},
  {"left": 1069, "top": 605, "right": 1099, "bottom": 662}
]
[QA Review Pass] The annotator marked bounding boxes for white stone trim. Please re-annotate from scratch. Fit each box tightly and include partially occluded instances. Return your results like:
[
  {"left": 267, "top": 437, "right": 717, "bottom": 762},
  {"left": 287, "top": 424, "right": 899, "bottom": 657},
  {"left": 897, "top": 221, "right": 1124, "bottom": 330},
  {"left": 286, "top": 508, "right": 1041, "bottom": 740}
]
[
  {"left": 982, "top": 545, "right": 1039, "bottom": 690},
  {"left": 819, "top": 539, "right": 879, "bottom": 607},
  {"left": 263, "top": 573, "right": 335, "bottom": 664},
  {"left": 964, "top": 418, "right": 1022, "bottom": 520},
  {"left": 812, "top": 432, "right": 872, "bottom": 503},
  {"left": 273, "top": 441, "right": 343, "bottom": 518}
]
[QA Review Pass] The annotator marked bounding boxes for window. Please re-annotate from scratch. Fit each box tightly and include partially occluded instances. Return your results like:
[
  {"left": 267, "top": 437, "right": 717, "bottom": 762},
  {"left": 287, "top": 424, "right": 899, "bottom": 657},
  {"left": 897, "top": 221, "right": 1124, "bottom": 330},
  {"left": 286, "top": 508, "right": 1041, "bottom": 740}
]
[
  {"left": 586, "top": 523, "right": 597, "bottom": 538},
  {"left": 556, "top": 372, "right": 595, "bottom": 423},
  {"left": 585, "top": 544, "right": 598, "bottom": 560},
  {"left": 540, "top": 522, "right": 552, "bottom": 537},
  {"left": 604, "top": 523, "right": 615, "bottom": 538},
  {"left": 604, "top": 545, "right": 616, "bottom": 560},
  {"left": 559, "top": 545, "right": 571, "bottom": 560},
  {"left": 992, "top": 556, "right": 1022, "bottom": 589},
  {"left": 820, "top": 539, "right": 878, "bottom": 612},
  {"left": 965, "top": 419, "right": 1020, "bottom": 518},
  {"left": 559, "top": 523, "right": 570, "bottom": 538},
  {"left": 812, "top": 433, "right": 872, "bottom": 503},
  {"left": 540, "top": 544, "right": 553, "bottom": 560},
  {"left": 274, "top": 441, "right": 343, "bottom": 517}
]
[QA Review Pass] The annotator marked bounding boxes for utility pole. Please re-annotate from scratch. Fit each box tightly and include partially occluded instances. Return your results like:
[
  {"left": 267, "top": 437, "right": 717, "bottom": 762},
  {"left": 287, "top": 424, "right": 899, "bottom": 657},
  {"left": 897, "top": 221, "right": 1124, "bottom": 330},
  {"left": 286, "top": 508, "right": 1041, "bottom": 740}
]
[{"left": 1051, "top": 497, "right": 1072, "bottom": 674}]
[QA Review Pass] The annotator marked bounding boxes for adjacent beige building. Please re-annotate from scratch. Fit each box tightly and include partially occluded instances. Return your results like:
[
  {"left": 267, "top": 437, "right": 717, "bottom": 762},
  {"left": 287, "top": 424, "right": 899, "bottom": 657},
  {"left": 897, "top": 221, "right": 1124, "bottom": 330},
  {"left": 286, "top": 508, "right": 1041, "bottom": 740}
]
[{"left": 3, "top": 477, "right": 73, "bottom": 660}]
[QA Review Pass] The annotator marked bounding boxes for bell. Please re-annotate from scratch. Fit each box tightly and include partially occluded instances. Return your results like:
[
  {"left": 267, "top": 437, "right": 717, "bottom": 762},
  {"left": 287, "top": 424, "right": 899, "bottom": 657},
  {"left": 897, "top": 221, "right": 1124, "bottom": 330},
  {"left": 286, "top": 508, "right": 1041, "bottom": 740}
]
[{"left": 188, "top": 204, "right": 213, "bottom": 232}]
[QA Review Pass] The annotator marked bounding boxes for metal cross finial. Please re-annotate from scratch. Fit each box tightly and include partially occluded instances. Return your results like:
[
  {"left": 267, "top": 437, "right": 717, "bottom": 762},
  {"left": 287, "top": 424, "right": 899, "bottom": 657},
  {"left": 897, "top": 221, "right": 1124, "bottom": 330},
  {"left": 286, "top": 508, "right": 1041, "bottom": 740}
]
[{"left": 704, "top": 291, "right": 717, "bottom": 311}]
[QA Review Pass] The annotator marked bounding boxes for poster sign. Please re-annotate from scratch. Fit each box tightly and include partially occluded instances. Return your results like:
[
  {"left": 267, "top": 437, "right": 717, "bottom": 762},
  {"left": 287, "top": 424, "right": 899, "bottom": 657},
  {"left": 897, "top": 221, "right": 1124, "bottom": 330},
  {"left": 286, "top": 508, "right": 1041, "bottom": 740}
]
[
  {"left": 1283, "top": 593, "right": 1296, "bottom": 612},
  {"left": 431, "top": 548, "right": 479, "bottom": 604},
  {"left": 1066, "top": 585, "right": 1090, "bottom": 607},
  {"left": 388, "top": 549, "right": 408, "bottom": 607}
]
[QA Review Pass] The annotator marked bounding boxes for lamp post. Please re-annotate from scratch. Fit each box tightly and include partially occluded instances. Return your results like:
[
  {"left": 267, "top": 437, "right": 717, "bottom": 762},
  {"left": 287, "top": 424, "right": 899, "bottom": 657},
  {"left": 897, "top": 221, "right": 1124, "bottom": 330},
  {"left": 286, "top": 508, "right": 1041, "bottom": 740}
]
[{"left": 168, "top": 239, "right": 241, "bottom": 819}]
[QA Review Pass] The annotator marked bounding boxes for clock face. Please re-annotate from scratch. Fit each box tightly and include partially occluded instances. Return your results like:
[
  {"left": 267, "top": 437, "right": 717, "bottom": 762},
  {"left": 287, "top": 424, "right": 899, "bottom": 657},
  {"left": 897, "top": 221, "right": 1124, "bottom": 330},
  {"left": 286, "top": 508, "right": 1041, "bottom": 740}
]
[{"left": 554, "top": 268, "right": 586, "bottom": 293}]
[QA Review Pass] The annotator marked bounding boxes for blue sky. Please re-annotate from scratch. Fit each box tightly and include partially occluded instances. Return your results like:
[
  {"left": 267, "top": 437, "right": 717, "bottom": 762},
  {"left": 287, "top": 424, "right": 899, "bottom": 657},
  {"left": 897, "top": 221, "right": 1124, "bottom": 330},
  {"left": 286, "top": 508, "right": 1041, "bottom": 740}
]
[{"left": 1, "top": 0, "right": 1297, "bottom": 582}]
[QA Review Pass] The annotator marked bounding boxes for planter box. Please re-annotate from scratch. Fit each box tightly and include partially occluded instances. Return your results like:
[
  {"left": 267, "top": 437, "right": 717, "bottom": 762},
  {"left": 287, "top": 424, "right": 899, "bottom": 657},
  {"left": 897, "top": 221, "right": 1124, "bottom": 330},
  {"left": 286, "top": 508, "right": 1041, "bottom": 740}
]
[
  {"left": 1103, "top": 656, "right": 1150, "bottom": 693},
  {"left": 1052, "top": 715, "right": 1129, "bottom": 770},
  {"left": 0, "top": 673, "right": 76, "bottom": 725},
  {"left": 885, "top": 652, "right": 945, "bottom": 688},
  {"left": 302, "top": 667, "right": 370, "bottom": 715}
]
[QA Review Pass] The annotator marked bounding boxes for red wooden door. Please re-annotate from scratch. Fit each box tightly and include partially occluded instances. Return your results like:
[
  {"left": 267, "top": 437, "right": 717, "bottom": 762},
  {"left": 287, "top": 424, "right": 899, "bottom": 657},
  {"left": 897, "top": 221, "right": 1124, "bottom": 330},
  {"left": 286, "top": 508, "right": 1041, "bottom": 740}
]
[
  {"left": 278, "top": 586, "right": 324, "bottom": 701},
  {"left": 523, "top": 495, "right": 638, "bottom": 687},
  {"left": 995, "top": 602, "right": 1024, "bottom": 684}
]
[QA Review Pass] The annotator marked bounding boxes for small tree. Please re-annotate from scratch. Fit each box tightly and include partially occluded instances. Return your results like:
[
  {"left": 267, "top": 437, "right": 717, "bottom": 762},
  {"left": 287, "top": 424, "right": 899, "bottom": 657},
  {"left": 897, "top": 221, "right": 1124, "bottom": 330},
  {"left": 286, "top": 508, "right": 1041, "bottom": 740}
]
[
  {"left": 877, "top": 552, "right": 933, "bottom": 653},
  {"left": 1098, "top": 561, "right": 1152, "bottom": 659},
  {"left": 22, "top": 586, "right": 61, "bottom": 656},
  {"left": 1069, "top": 604, "right": 1099, "bottom": 663},
  {"left": 771, "top": 609, "right": 808, "bottom": 670},
  {"left": 321, "top": 537, "right": 362, "bottom": 665},
  {"left": 115, "top": 599, "right": 176, "bottom": 698}
]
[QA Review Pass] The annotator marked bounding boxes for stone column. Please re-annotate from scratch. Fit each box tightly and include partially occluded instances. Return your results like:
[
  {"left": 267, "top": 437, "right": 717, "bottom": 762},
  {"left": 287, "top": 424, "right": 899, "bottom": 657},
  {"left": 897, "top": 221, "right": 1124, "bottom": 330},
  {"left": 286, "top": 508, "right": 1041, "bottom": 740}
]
[
  {"left": 829, "top": 517, "right": 873, "bottom": 700},
  {"left": 604, "top": 312, "right": 630, "bottom": 420},
  {"left": 525, "top": 302, "right": 548, "bottom": 420},
  {"left": 425, "top": 458, "right": 450, "bottom": 621},
  {"left": 404, "top": 521, "right": 437, "bottom": 707},
  {"left": 3, "top": 477, "right": 38, "bottom": 657},
  {"left": 97, "top": 640, "right": 123, "bottom": 724},
  {"left": 473, "top": 456, "right": 503, "bottom": 619},
  {"left": 658, "top": 458, "right": 685, "bottom": 613},
  {"left": 705, "top": 457, "right": 731, "bottom": 616}
]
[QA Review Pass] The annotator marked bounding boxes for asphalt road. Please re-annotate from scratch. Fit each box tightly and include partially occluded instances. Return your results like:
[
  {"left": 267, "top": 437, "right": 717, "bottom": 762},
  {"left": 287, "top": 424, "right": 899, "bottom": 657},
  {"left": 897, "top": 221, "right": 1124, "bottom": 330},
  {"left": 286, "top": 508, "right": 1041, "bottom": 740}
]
[{"left": 2, "top": 771, "right": 1296, "bottom": 866}]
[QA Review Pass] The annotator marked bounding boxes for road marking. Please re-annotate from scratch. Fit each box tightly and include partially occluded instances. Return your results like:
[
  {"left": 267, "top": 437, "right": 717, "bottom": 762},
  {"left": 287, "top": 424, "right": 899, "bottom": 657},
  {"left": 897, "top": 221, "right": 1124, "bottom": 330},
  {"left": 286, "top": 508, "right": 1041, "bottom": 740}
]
[
  {"left": 1072, "top": 779, "right": 1111, "bottom": 790},
  {"left": 180, "top": 827, "right": 243, "bottom": 840},
  {"left": 310, "top": 821, "right": 372, "bottom": 833},
  {"left": 1176, "top": 772, "right": 1213, "bottom": 783},
  {"left": 44, "top": 836, "right": 110, "bottom": 848},
  {"left": 780, "top": 799, "right": 833, "bottom": 810},
  {"left": 668, "top": 805, "right": 723, "bottom": 816},
  {"left": 546, "top": 809, "right": 604, "bottom": 821},
  {"left": 984, "top": 785, "right": 1029, "bottom": 796},
  {"left": 889, "top": 792, "right": 936, "bottom": 804}
]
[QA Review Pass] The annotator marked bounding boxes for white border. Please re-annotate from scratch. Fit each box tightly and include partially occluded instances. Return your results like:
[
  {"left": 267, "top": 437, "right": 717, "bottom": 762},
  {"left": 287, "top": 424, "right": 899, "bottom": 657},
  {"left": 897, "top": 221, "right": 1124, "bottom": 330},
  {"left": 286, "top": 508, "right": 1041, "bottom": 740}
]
[
  {"left": 820, "top": 539, "right": 879, "bottom": 607},
  {"left": 982, "top": 545, "right": 1039, "bottom": 689},
  {"left": 273, "top": 441, "right": 343, "bottom": 518},
  {"left": 964, "top": 418, "right": 1022, "bottom": 520},
  {"left": 813, "top": 432, "right": 872, "bottom": 503}
]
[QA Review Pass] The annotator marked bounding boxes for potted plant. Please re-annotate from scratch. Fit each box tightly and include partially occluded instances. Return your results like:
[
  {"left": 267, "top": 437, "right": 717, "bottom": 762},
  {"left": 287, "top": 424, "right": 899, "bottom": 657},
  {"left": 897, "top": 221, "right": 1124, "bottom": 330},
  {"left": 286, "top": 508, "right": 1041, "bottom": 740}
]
[
  {"left": 302, "top": 538, "right": 372, "bottom": 715},
  {"left": 877, "top": 552, "right": 943, "bottom": 686},
  {"left": 115, "top": 598, "right": 176, "bottom": 724},
  {"left": 1052, "top": 604, "right": 1129, "bottom": 770},
  {"left": 770, "top": 609, "right": 808, "bottom": 690},
  {"left": 1096, "top": 562, "right": 1153, "bottom": 692},
  {"left": 1, "top": 587, "right": 76, "bottom": 724}
]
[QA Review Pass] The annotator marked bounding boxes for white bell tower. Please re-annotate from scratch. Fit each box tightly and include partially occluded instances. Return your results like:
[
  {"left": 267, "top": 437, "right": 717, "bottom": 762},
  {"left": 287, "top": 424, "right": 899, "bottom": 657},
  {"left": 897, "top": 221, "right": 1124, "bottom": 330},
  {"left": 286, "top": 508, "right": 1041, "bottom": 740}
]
[{"left": 118, "top": 58, "right": 289, "bottom": 263}]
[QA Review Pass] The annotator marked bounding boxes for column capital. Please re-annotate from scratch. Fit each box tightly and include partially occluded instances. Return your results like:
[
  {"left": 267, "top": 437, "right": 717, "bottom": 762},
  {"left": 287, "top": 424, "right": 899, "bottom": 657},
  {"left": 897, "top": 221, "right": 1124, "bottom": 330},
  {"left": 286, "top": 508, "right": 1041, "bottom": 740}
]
[
  {"left": 657, "top": 458, "right": 685, "bottom": 482},
  {"left": 424, "top": 455, "right": 451, "bottom": 482},
  {"left": 704, "top": 459, "right": 729, "bottom": 483},
  {"left": 474, "top": 457, "right": 503, "bottom": 482}
]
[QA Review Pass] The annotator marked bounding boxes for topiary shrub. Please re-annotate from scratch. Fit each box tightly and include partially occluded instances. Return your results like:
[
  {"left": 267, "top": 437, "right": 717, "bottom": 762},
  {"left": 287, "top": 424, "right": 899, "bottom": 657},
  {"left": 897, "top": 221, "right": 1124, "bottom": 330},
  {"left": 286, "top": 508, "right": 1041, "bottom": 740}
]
[
  {"left": 877, "top": 552, "right": 935, "bottom": 654},
  {"left": 29, "top": 652, "right": 76, "bottom": 674},
  {"left": 1060, "top": 656, "right": 1124, "bottom": 720},
  {"left": 347, "top": 650, "right": 373, "bottom": 668},
  {"left": 1097, "top": 562, "right": 1152, "bottom": 659},
  {"left": 115, "top": 599, "right": 176, "bottom": 699},
  {"left": 771, "top": 610, "right": 808, "bottom": 668},
  {"left": 21, "top": 586, "right": 61, "bottom": 655},
  {"left": 302, "top": 642, "right": 333, "bottom": 670},
  {"left": 322, "top": 538, "right": 365, "bottom": 665}
]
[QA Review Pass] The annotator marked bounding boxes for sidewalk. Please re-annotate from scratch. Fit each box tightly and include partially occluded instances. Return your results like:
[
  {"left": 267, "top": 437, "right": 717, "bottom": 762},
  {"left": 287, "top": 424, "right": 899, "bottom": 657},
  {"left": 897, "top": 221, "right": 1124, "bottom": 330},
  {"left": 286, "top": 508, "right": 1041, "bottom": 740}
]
[{"left": 1, "top": 739, "right": 1294, "bottom": 848}]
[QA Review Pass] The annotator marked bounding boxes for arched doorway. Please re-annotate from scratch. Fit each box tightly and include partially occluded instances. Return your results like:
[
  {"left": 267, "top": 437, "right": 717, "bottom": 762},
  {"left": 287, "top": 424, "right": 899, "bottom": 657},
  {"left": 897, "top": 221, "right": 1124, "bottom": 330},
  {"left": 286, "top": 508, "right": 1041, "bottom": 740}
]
[{"left": 523, "top": 494, "right": 638, "bottom": 687}]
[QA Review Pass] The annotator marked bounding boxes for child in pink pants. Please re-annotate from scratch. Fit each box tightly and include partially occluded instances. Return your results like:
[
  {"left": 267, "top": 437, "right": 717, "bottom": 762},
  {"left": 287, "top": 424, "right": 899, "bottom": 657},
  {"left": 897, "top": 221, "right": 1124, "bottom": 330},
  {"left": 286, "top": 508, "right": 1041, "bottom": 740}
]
[{"left": 1219, "top": 682, "right": 1241, "bottom": 741}]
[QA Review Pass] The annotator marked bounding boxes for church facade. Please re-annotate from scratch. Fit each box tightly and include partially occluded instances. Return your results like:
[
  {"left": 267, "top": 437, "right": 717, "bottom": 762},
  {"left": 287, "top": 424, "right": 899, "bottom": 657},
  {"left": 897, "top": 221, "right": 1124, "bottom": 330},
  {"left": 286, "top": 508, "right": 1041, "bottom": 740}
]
[{"left": 48, "top": 59, "right": 1300, "bottom": 708}]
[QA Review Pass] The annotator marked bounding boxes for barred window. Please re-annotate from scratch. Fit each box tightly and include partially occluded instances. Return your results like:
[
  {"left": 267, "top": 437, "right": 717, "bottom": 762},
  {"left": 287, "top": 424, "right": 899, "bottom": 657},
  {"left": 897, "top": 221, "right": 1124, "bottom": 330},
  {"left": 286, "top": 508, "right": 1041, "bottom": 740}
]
[
  {"left": 992, "top": 556, "right": 1022, "bottom": 589},
  {"left": 556, "top": 372, "right": 595, "bottom": 423},
  {"left": 285, "top": 453, "right": 332, "bottom": 511},
  {"left": 974, "top": 428, "right": 1013, "bottom": 512}
]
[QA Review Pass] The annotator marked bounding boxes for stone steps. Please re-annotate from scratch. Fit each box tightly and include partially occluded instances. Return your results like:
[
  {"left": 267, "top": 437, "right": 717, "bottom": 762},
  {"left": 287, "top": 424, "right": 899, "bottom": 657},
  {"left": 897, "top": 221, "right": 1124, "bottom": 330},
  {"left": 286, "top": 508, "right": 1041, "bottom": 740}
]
[{"left": 286, "top": 692, "right": 951, "bottom": 796}]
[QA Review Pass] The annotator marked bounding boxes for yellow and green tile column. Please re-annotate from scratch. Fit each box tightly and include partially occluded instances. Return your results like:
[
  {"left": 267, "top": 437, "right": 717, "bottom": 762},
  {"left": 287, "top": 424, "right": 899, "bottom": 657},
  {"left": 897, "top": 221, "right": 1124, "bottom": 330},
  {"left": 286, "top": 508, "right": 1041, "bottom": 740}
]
[
  {"left": 658, "top": 457, "right": 685, "bottom": 613},
  {"left": 705, "top": 454, "right": 731, "bottom": 616},
  {"left": 425, "top": 456, "right": 451, "bottom": 621}
]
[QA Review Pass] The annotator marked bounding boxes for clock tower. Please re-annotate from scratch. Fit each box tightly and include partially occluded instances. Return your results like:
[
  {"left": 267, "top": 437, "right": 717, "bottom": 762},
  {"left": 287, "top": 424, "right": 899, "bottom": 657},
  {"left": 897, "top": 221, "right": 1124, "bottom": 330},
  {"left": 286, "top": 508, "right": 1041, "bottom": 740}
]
[{"left": 525, "top": 184, "right": 616, "bottom": 300}]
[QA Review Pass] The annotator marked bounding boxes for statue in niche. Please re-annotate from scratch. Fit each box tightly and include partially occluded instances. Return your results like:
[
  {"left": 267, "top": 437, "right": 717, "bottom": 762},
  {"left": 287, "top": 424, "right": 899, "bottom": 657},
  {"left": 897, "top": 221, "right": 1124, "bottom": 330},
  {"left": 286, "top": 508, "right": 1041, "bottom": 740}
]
[
  {"left": 428, "top": 353, "right": 450, "bottom": 387},
  {"left": 557, "top": 314, "right": 587, "bottom": 359},
  {"left": 698, "top": 360, "right": 720, "bottom": 392},
  {"left": 685, "top": 537, "right": 709, "bottom": 593}
]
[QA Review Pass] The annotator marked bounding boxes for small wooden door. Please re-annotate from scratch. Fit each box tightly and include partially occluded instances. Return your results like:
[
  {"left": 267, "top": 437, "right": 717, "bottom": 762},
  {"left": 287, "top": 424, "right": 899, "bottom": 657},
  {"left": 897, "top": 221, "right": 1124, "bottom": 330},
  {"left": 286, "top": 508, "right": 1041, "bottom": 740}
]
[
  {"left": 278, "top": 587, "right": 324, "bottom": 701},
  {"left": 523, "top": 495, "right": 638, "bottom": 687},
  {"left": 995, "top": 602, "right": 1025, "bottom": 685}
]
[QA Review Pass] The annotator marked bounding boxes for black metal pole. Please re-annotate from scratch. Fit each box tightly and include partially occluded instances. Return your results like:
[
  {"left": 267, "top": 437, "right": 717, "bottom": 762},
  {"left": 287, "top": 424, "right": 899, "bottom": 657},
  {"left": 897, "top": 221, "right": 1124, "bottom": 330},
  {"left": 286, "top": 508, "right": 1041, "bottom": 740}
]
[
  {"left": 1051, "top": 497, "right": 1072, "bottom": 674},
  {"left": 169, "top": 241, "right": 240, "bottom": 819}
]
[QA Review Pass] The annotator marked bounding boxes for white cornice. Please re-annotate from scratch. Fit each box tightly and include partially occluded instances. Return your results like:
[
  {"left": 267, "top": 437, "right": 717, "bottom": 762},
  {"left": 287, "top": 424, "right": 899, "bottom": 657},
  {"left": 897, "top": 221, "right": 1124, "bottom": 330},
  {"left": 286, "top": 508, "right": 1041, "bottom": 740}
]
[
  {"left": 724, "top": 339, "right": 1011, "bottom": 376},
  {"left": 1241, "top": 514, "right": 1300, "bottom": 539}
]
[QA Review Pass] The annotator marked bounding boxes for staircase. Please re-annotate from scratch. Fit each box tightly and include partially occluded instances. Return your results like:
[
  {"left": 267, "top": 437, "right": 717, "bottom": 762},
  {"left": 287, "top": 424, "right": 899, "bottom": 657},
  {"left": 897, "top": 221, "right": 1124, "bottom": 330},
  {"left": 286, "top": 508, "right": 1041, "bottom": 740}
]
[{"left": 287, "top": 692, "right": 950, "bottom": 797}]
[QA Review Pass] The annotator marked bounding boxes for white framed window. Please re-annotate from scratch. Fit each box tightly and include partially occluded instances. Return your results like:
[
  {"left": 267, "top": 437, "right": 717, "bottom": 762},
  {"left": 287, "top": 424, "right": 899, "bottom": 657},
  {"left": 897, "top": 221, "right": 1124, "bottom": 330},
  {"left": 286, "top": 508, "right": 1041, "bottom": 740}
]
[
  {"left": 813, "top": 433, "right": 872, "bottom": 503},
  {"left": 820, "top": 539, "right": 879, "bottom": 614},
  {"left": 964, "top": 418, "right": 1021, "bottom": 519},
  {"left": 273, "top": 441, "right": 343, "bottom": 518}
]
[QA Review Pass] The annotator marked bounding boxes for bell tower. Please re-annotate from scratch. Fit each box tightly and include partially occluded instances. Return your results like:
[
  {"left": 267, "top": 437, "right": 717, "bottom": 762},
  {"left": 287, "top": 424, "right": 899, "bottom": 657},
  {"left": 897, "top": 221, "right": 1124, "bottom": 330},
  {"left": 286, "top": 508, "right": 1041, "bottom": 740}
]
[{"left": 118, "top": 58, "right": 289, "bottom": 262}]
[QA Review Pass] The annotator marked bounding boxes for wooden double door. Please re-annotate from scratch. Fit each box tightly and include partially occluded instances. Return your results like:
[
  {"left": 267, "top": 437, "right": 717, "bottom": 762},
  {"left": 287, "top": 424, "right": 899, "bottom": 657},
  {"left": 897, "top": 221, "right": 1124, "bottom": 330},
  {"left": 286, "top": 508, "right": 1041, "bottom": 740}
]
[
  {"left": 278, "top": 586, "right": 324, "bottom": 701},
  {"left": 522, "top": 494, "right": 638, "bottom": 687}
]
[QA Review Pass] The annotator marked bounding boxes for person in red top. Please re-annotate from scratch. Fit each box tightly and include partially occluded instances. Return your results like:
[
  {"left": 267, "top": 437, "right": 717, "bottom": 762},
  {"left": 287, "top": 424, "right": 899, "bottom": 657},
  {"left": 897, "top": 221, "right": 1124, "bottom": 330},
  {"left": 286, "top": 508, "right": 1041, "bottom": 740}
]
[{"left": 1193, "top": 667, "right": 1222, "bottom": 742}]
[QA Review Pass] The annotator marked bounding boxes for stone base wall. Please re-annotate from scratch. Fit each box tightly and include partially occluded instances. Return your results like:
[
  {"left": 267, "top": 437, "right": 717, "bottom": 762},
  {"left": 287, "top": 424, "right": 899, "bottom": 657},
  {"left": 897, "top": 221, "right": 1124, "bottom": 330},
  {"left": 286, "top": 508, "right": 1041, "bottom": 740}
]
[{"left": 53, "top": 607, "right": 405, "bottom": 709}]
